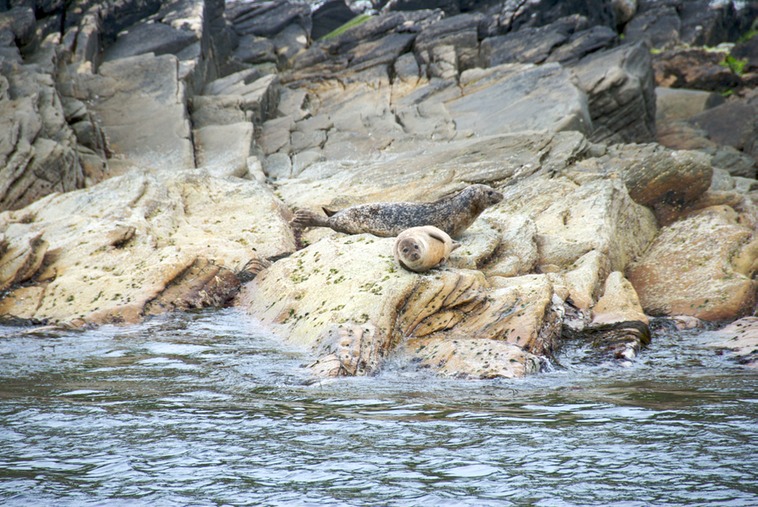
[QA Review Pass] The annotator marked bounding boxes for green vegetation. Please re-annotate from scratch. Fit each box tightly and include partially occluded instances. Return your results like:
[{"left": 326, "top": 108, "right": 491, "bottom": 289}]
[
  {"left": 318, "top": 14, "right": 372, "bottom": 41},
  {"left": 721, "top": 54, "right": 748, "bottom": 75},
  {"left": 737, "top": 28, "right": 758, "bottom": 44}
]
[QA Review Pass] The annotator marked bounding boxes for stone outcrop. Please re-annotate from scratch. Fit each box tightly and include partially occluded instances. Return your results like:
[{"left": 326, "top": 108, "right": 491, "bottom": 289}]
[
  {"left": 627, "top": 206, "right": 757, "bottom": 321},
  {"left": 0, "top": 170, "right": 295, "bottom": 325},
  {"left": 0, "top": 0, "right": 756, "bottom": 377}
]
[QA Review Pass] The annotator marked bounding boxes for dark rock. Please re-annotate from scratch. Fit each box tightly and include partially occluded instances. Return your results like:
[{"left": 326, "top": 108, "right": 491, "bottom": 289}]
[
  {"left": 495, "top": 0, "right": 616, "bottom": 34},
  {"left": 227, "top": 0, "right": 311, "bottom": 38},
  {"left": 546, "top": 24, "right": 618, "bottom": 65},
  {"left": 349, "top": 32, "right": 416, "bottom": 71},
  {"left": 677, "top": 0, "right": 742, "bottom": 46},
  {"left": 311, "top": 0, "right": 357, "bottom": 41},
  {"left": 0, "top": 6, "right": 35, "bottom": 48},
  {"left": 414, "top": 12, "right": 482, "bottom": 71},
  {"left": 732, "top": 35, "right": 758, "bottom": 73},
  {"left": 480, "top": 15, "right": 589, "bottom": 66},
  {"left": 231, "top": 34, "right": 277, "bottom": 65},
  {"left": 653, "top": 48, "right": 742, "bottom": 92},
  {"left": 688, "top": 93, "right": 758, "bottom": 163},
  {"left": 623, "top": 4, "right": 681, "bottom": 48},
  {"left": 384, "top": 0, "right": 460, "bottom": 16},
  {"left": 572, "top": 41, "right": 657, "bottom": 144},
  {"left": 625, "top": 0, "right": 749, "bottom": 48},
  {"left": 103, "top": 22, "right": 198, "bottom": 61},
  {"left": 290, "top": 10, "right": 441, "bottom": 76}
]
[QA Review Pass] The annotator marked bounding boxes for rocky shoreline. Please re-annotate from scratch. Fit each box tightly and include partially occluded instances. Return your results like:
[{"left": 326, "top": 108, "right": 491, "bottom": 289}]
[{"left": 1, "top": 0, "right": 756, "bottom": 376}]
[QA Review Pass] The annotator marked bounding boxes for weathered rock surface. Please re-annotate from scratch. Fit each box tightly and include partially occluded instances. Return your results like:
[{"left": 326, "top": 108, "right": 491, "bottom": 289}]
[
  {"left": 0, "top": 170, "right": 295, "bottom": 325},
  {"left": 627, "top": 206, "right": 757, "bottom": 321},
  {"left": 571, "top": 41, "right": 657, "bottom": 144},
  {"left": 0, "top": 55, "right": 84, "bottom": 211},
  {"left": 236, "top": 235, "right": 552, "bottom": 379}
]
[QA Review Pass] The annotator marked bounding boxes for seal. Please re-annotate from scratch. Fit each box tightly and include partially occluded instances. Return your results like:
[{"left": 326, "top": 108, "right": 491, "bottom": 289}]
[
  {"left": 394, "top": 226, "right": 460, "bottom": 273},
  {"left": 291, "top": 184, "right": 503, "bottom": 238}
]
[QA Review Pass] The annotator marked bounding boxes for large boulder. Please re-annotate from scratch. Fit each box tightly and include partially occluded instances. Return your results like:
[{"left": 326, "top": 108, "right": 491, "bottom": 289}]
[
  {"left": 627, "top": 206, "right": 757, "bottom": 321},
  {"left": 0, "top": 170, "right": 295, "bottom": 325}
]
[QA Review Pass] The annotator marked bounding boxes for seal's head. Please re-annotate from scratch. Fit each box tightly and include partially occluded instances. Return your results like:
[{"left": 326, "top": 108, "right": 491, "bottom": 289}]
[
  {"left": 475, "top": 184, "right": 504, "bottom": 206},
  {"left": 397, "top": 237, "right": 422, "bottom": 262}
]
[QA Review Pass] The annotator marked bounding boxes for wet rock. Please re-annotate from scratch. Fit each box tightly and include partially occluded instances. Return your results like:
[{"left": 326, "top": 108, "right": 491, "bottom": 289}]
[
  {"left": 588, "top": 271, "right": 650, "bottom": 360},
  {"left": 626, "top": 206, "right": 757, "bottom": 321},
  {"left": 0, "top": 170, "right": 295, "bottom": 325},
  {"left": 572, "top": 42, "right": 656, "bottom": 143},
  {"left": 706, "top": 317, "right": 758, "bottom": 368},
  {"left": 402, "top": 336, "right": 542, "bottom": 379}
]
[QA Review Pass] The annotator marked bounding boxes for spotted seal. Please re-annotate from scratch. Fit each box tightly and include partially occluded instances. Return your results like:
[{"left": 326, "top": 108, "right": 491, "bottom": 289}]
[
  {"left": 394, "top": 226, "right": 460, "bottom": 273},
  {"left": 291, "top": 184, "right": 503, "bottom": 238}
]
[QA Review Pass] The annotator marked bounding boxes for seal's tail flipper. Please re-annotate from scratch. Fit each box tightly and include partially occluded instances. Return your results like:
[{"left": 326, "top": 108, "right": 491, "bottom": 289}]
[
  {"left": 291, "top": 209, "right": 329, "bottom": 229},
  {"left": 451, "top": 240, "right": 462, "bottom": 251}
]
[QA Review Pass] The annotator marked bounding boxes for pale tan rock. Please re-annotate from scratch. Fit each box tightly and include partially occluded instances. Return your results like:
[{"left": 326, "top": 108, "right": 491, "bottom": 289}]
[
  {"left": 533, "top": 178, "right": 658, "bottom": 271},
  {"left": 627, "top": 206, "right": 757, "bottom": 320},
  {"left": 237, "top": 235, "right": 561, "bottom": 377},
  {"left": 0, "top": 170, "right": 295, "bottom": 324},
  {"left": 592, "top": 271, "right": 648, "bottom": 326},
  {"left": 588, "top": 271, "right": 650, "bottom": 361}
]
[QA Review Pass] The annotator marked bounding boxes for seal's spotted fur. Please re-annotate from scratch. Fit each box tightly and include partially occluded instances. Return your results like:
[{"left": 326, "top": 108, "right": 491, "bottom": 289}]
[{"left": 291, "top": 184, "right": 503, "bottom": 238}]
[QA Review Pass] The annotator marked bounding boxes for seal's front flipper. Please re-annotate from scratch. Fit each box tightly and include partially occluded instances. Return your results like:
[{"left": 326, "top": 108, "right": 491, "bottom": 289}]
[{"left": 291, "top": 209, "right": 329, "bottom": 229}]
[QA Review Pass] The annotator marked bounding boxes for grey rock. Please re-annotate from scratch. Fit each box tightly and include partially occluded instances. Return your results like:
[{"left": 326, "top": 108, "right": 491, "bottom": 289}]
[
  {"left": 227, "top": 0, "right": 311, "bottom": 38},
  {"left": 0, "top": 61, "right": 84, "bottom": 211},
  {"left": 311, "top": 0, "right": 357, "bottom": 41},
  {"left": 448, "top": 63, "right": 592, "bottom": 137},
  {"left": 71, "top": 53, "right": 195, "bottom": 172},
  {"left": 103, "top": 22, "right": 198, "bottom": 62},
  {"left": 231, "top": 35, "right": 277, "bottom": 65},
  {"left": 688, "top": 94, "right": 758, "bottom": 163},
  {"left": 546, "top": 25, "right": 618, "bottom": 65},
  {"left": 572, "top": 41, "right": 656, "bottom": 144},
  {"left": 655, "top": 86, "right": 724, "bottom": 123},
  {"left": 414, "top": 13, "right": 482, "bottom": 71},
  {"left": 480, "top": 15, "right": 591, "bottom": 67}
]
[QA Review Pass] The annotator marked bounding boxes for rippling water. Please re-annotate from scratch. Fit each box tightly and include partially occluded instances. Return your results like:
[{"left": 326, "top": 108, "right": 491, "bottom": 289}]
[{"left": 1, "top": 309, "right": 756, "bottom": 506}]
